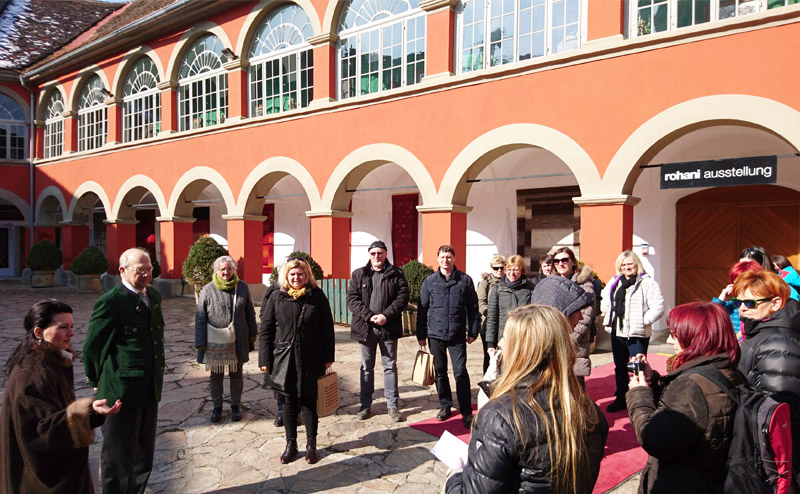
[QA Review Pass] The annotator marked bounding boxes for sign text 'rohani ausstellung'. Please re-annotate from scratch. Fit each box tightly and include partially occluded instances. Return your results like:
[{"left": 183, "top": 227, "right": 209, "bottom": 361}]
[{"left": 659, "top": 155, "right": 777, "bottom": 190}]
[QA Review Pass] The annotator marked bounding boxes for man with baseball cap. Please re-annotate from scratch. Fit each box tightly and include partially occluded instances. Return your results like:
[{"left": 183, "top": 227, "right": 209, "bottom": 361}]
[{"left": 347, "top": 240, "right": 409, "bottom": 422}]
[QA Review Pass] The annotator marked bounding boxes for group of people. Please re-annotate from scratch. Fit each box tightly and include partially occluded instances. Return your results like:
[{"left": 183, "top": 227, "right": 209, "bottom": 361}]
[{"left": 4, "top": 241, "right": 800, "bottom": 494}]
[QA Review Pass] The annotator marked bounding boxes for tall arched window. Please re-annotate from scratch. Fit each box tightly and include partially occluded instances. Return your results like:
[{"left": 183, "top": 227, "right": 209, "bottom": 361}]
[
  {"left": 457, "top": 0, "right": 581, "bottom": 73},
  {"left": 123, "top": 57, "right": 161, "bottom": 142},
  {"left": 77, "top": 75, "right": 108, "bottom": 151},
  {"left": 43, "top": 92, "right": 64, "bottom": 159},
  {"left": 338, "top": 0, "right": 426, "bottom": 99},
  {"left": 249, "top": 4, "right": 314, "bottom": 116},
  {"left": 0, "top": 93, "right": 26, "bottom": 160},
  {"left": 178, "top": 34, "right": 229, "bottom": 131}
]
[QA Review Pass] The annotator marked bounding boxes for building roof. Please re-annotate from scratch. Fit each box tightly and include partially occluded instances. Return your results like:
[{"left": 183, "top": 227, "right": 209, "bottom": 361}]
[{"left": 0, "top": 0, "right": 126, "bottom": 70}]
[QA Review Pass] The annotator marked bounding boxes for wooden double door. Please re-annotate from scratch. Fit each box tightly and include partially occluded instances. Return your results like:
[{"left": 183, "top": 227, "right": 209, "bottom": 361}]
[{"left": 676, "top": 185, "right": 800, "bottom": 305}]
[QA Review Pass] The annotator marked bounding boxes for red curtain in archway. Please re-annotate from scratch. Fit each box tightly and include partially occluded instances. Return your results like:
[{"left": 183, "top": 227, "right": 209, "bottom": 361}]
[{"left": 392, "top": 194, "right": 418, "bottom": 268}]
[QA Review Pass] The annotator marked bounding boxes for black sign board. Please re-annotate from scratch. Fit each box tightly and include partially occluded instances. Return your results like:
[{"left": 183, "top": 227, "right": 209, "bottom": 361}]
[{"left": 660, "top": 155, "right": 777, "bottom": 190}]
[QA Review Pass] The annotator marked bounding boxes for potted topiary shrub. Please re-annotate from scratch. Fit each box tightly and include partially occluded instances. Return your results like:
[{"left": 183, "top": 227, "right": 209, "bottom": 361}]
[
  {"left": 182, "top": 236, "right": 229, "bottom": 301},
  {"left": 268, "top": 251, "right": 324, "bottom": 285},
  {"left": 70, "top": 246, "right": 109, "bottom": 293},
  {"left": 400, "top": 259, "right": 435, "bottom": 335},
  {"left": 26, "top": 240, "right": 63, "bottom": 288}
]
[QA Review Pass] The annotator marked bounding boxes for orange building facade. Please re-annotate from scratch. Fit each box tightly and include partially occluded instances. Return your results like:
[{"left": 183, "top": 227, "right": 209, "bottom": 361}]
[{"left": 2, "top": 0, "right": 800, "bottom": 311}]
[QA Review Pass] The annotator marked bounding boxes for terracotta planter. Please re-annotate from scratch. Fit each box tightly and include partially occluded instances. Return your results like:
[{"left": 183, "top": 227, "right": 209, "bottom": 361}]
[
  {"left": 31, "top": 270, "right": 55, "bottom": 288},
  {"left": 76, "top": 274, "right": 102, "bottom": 293}
]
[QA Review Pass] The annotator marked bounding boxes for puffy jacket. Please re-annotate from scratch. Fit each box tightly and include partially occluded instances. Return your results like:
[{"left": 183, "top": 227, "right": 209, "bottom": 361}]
[
  {"left": 627, "top": 354, "right": 743, "bottom": 494},
  {"left": 570, "top": 266, "right": 597, "bottom": 377},
  {"left": 347, "top": 260, "right": 409, "bottom": 343},
  {"left": 416, "top": 269, "right": 480, "bottom": 341},
  {"left": 485, "top": 278, "right": 534, "bottom": 348},
  {"left": 445, "top": 377, "right": 608, "bottom": 494},
  {"left": 477, "top": 273, "right": 502, "bottom": 334},
  {"left": 601, "top": 273, "right": 664, "bottom": 339}
]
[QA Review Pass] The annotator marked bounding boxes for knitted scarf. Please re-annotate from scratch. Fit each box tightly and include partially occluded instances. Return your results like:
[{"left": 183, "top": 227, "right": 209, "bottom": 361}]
[
  {"left": 611, "top": 274, "right": 637, "bottom": 335},
  {"left": 205, "top": 282, "right": 238, "bottom": 373},
  {"left": 287, "top": 286, "right": 307, "bottom": 299},
  {"left": 504, "top": 275, "right": 525, "bottom": 290},
  {"left": 213, "top": 272, "right": 239, "bottom": 291}
]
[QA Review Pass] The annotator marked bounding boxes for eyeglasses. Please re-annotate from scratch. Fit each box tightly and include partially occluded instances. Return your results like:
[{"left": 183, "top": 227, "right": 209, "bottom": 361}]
[
  {"left": 369, "top": 251, "right": 386, "bottom": 257},
  {"left": 492, "top": 266, "right": 504, "bottom": 271},
  {"left": 553, "top": 258, "right": 571, "bottom": 264},
  {"left": 621, "top": 262, "right": 636, "bottom": 268},
  {"left": 732, "top": 297, "right": 774, "bottom": 309},
  {"left": 127, "top": 267, "right": 152, "bottom": 275}
]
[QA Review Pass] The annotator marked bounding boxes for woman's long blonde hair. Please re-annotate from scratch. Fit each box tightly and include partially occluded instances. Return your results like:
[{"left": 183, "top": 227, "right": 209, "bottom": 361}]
[{"left": 490, "top": 304, "right": 600, "bottom": 494}]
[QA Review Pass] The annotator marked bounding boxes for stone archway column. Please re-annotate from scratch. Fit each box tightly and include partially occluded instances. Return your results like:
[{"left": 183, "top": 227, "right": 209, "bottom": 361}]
[
  {"left": 223, "top": 214, "right": 266, "bottom": 284},
  {"left": 420, "top": 0, "right": 458, "bottom": 82},
  {"left": 105, "top": 96, "right": 122, "bottom": 145},
  {"left": 224, "top": 59, "right": 249, "bottom": 122},
  {"left": 59, "top": 222, "right": 89, "bottom": 270},
  {"left": 417, "top": 205, "right": 471, "bottom": 268},
  {"left": 573, "top": 195, "right": 640, "bottom": 282},
  {"left": 157, "top": 81, "right": 178, "bottom": 134},
  {"left": 307, "top": 210, "right": 351, "bottom": 279},
  {"left": 308, "top": 33, "right": 337, "bottom": 107},
  {"left": 62, "top": 110, "right": 78, "bottom": 154},
  {"left": 104, "top": 219, "right": 138, "bottom": 273},
  {"left": 157, "top": 216, "right": 195, "bottom": 279}
]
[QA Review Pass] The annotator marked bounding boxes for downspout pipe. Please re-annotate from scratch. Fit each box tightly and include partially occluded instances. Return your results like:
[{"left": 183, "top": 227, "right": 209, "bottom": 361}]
[{"left": 18, "top": 73, "right": 35, "bottom": 258}]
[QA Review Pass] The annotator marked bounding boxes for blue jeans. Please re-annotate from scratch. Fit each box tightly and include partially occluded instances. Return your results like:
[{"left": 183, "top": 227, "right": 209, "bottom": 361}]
[
  {"left": 611, "top": 332, "right": 650, "bottom": 400},
  {"left": 428, "top": 334, "right": 472, "bottom": 416},
  {"left": 360, "top": 327, "right": 399, "bottom": 409}
]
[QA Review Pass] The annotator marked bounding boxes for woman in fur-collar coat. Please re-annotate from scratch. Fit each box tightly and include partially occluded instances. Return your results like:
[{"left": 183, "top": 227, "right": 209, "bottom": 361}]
[{"left": 1, "top": 300, "right": 120, "bottom": 494}]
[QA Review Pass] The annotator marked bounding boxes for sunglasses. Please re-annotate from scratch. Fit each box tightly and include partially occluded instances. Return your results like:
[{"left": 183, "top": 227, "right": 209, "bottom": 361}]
[
  {"left": 553, "top": 258, "right": 571, "bottom": 264},
  {"left": 286, "top": 257, "right": 304, "bottom": 263},
  {"left": 732, "top": 297, "right": 774, "bottom": 309},
  {"left": 492, "top": 266, "right": 504, "bottom": 271}
]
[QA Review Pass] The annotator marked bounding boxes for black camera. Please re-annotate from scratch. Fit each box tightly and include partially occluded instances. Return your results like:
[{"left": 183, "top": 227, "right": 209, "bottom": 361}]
[{"left": 627, "top": 359, "right": 642, "bottom": 374}]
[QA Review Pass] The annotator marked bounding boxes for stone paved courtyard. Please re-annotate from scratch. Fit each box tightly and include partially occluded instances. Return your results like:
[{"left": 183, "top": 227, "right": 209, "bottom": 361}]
[{"left": 0, "top": 280, "right": 642, "bottom": 493}]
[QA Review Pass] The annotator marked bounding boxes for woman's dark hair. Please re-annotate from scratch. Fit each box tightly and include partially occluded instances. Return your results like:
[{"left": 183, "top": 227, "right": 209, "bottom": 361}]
[
  {"left": 539, "top": 253, "right": 553, "bottom": 265},
  {"left": 772, "top": 254, "right": 793, "bottom": 271},
  {"left": 553, "top": 247, "right": 577, "bottom": 274},
  {"left": 740, "top": 246, "right": 773, "bottom": 272},
  {"left": 668, "top": 302, "right": 740, "bottom": 368},
  {"left": 5, "top": 299, "right": 73, "bottom": 377}
]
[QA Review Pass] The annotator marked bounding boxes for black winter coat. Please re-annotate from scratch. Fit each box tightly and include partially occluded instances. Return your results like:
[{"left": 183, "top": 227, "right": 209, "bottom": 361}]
[
  {"left": 626, "top": 354, "right": 742, "bottom": 494},
  {"left": 445, "top": 379, "right": 608, "bottom": 494},
  {"left": 258, "top": 286, "right": 335, "bottom": 398},
  {"left": 347, "top": 261, "right": 409, "bottom": 342},
  {"left": 485, "top": 278, "right": 534, "bottom": 348},
  {"left": 416, "top": 269, "right": 480, "bottom": 341}
]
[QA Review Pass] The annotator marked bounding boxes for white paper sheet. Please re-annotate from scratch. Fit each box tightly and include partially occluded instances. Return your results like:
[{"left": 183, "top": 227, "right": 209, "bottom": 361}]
[{"left": 431, "top": 430, "right": 469, "bottom": 470}]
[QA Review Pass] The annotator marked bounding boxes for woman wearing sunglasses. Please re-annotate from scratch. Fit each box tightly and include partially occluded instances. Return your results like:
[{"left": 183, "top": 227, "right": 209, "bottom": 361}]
[
  {"left": 551, "top": 247, "right": 597, "bottom": 385},
  {"left": 477, "top": 255, "right": 506, "bottom": 373},
  {"left": 732, "top": 270, "right": 800, "bottom": 488}
]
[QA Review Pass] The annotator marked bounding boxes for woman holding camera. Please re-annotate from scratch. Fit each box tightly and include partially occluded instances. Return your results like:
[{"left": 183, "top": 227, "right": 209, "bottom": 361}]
[{"left": 626, "top": 302, "right": 742, "bottom": 493}]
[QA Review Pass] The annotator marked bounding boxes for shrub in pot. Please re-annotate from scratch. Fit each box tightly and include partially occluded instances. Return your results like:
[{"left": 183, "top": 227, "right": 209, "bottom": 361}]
[
  {"left": 71, "top": 246, "right": 109, "bottom": 293},
  {"left": 400, "top": 260, "right": 434, "bottom": 335},
  {"left": 182, "top": 236, "right": 229, "bottom": 299},
  {"left": 26, "top": 240, "right": 63, "bottom": 287}
]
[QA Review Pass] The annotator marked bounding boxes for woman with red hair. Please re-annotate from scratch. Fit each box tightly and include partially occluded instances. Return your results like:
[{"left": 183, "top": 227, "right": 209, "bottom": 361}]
[
  {"left": 626, "top": 302, "right": 742, "bottom": 493},
  {"left": 712, "top": 259, "right": 762, "bottom": 341}
]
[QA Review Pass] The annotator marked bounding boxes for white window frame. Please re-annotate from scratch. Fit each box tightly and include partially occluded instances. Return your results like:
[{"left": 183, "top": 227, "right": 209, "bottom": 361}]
[
  {"left": 630, "top": 0, "right": 786, "bottom": 37},
  {"left": 456, "top": 0, "right": 584, "bottom": 74},
  {"left": 77, "top": 76, "right": 107, "bottom": 152},
  {"left": 178, "top": 35, "right": 229, "bottom": 132},
  {"left": 337, "top": 0, "right": 427, "bottom": 100},
  {"left": 0, "top": 93, "right": 26, "bottom": 161},
  {"left": 123, "top": 57, "right": 161, "bottom": 142},
  {"left": 43, "top": 93, "right": 64, "bottom": 159},
  {"left": 248, "top": 5, "right": 315, "bottom": 116}
]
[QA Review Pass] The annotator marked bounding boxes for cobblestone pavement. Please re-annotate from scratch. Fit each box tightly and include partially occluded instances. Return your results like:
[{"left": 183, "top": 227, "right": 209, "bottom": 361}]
[{"left": 0, "top": 281, "right": 644, "bottom": 493}]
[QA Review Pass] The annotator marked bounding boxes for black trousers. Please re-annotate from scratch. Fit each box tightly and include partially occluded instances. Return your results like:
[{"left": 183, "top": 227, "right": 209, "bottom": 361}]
[
  {"left": 100, "top": 402, "right": 158, "bottom": 494},
  {"left": 429, "top": 335, "right": 472, "bottom": 416},
  {"left": 283, "top": 393, "right": 317, "bottom": 442}
]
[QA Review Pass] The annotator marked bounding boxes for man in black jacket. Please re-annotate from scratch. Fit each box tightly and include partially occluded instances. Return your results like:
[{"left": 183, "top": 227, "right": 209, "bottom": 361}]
[
  {"left": 347, "top": 240, "right": 410, "bottom": 422},
  {"left": 417, "top": 245, "right": 480, "bottom": 428}
]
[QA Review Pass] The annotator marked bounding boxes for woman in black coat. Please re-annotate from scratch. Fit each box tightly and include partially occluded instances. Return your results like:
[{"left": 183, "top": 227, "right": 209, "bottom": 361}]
[
  {"left": 627, "top": 302, "right": 742, "bottom": 493},
  {"left": 1, "top": 300, "right": 121, "bottom": 494},
  {"left": 446, "top": 305, "right": 608, "bottom": 494},
  {"left": 259, "top": 258, "right": 335, "bottom": 465}
]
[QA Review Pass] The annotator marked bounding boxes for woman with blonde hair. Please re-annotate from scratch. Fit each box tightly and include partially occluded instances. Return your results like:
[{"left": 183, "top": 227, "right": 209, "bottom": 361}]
[
  {"left": 259, "top": 257, "right": 335, "bottom": 465},
  {"left": 445, "top": 305, "right": 608, "bottom": 494},
  {"left": 485, "top": 255, "right": 534, "bottom": 352}
]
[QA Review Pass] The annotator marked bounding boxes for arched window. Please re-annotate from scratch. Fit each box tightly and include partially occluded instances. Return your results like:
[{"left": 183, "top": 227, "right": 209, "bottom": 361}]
[
  {"left": 631, "top": 0, "right": 784, "bottom": 36},
  {"left": 43, "top": 92, "right": 64, "bottom": 159},
  {"left": 123, "top": 57, "right": 161, "bottom": 142},
  {"left": 77, "top": 75, "right": 108, "bottom": 151},
  {"left": 338, "top": 0, "right": 426, "bottom": 99},
  {"left": 0, "top": 93, "right": 26, "bottom": 160},
  {"left": 178, "top": 34, "right": 229, "bottom": 131},
  {"left": 249, "top": 4, "right": 314, "bottom": 116},
  {"left": 457, "top": 0, "right": 581, "bottom": 73}
]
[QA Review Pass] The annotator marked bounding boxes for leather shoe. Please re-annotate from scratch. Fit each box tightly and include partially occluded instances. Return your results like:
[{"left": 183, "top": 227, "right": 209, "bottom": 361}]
[
  {"left": 388, "top": 408, "right": 404, "bottom": 422},
  {"left": 231, "top": 406, "right": 241, "bottom": 422},
  {"left": 210, "top": 407, "right": 222, "bottom": 423},
  {"left": 462, "top": 414, "right": 473, "bottom": 429},
  {"left": 274, "top": 412, "right": 284, "bottom": 427},
  {"left": 356, "top": 406, "right": 371, "bottom": 420},
  {"left": 436, "top": 407, "right": 452, "bottom": 421},
  {"left": 280, "top": 440, "right": 298, "bottom": 464},
  {"left": 606, "top": 399, "right": 627, "bottom": 413},
  {"left": 305, "top": 438, "right": 318, "bottom": 464}
]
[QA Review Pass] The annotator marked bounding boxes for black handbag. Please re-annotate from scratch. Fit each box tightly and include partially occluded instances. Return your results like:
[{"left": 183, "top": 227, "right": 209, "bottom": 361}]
[{"left": 265, "top": 339, "right": 294, "bottom": 393}]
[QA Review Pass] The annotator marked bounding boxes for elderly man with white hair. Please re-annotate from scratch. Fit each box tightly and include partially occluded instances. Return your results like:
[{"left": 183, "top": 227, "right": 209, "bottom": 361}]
[
  {"left": 195, "top": 255, "right": 258, "bottom": 423},
  {"left": 83, "top": 247, "right": 165, "bottom": 494}
]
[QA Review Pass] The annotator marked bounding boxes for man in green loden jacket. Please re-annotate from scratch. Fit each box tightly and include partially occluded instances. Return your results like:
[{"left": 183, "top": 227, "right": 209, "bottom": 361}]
[{"left": 83, "top": 248, "right": 164, "bottom": 494}]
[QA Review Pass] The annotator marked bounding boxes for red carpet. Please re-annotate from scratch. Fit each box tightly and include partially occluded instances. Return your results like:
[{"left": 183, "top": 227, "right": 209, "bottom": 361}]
[{"left": 410, "top": 353, "right": 670, "bottom": 493}]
